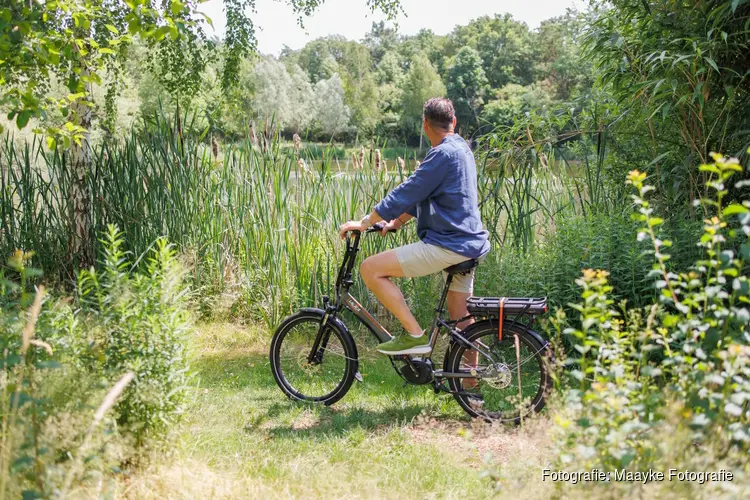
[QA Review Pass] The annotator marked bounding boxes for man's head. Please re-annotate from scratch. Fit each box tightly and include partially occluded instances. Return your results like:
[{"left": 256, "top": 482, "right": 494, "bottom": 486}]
[{"left": 422, "top": 97, "right": 456, "bottom": 146}]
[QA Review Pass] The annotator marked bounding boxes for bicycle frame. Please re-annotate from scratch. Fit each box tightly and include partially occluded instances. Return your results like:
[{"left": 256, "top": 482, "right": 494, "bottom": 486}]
[{"left": 307, "top": 228, "right": 495, "bottom": 378}]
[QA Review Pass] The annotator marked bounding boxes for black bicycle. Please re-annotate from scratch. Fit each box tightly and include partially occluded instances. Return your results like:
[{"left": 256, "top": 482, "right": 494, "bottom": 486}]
[{"left": 270, "top": 225, "right": 553, "bottom": 422}]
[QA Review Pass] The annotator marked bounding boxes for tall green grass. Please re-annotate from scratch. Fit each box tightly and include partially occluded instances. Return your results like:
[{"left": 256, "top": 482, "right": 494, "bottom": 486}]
[{"left": 1, "top": 110, "right": 588, "bottom": 325}]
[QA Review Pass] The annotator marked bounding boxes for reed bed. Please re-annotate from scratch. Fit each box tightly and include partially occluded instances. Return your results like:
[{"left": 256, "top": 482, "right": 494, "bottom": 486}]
[{"left": 1, "top": 111, "right": 586, "bottom": 325}]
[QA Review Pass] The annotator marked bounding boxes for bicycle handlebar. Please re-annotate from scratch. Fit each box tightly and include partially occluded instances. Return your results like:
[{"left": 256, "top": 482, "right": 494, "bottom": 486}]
[{"left": 351, "top": 222, "right": 397, "bottom": 235}]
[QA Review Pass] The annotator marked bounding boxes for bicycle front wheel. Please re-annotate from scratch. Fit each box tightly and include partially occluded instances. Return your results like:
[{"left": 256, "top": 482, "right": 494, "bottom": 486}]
[
  {"left": 270, "top": 310, "right": 358, "bottom": 405},
  {"left": 444, "top": 320, "right": 552, "bottom": 423}
]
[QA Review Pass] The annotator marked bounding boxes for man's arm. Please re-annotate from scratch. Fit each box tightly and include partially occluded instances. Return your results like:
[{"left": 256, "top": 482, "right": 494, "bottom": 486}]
[
  {"left": 363, "top": 211, "right": 412, "bottom": 225},
  {"left": 372, "top": 148, "right": 447, "bottom": 221},
  {"left": 338, "top": 210, "right": 414, "bottom": 239},
  {"left": 338, "top": 148, "right": 445, "bottom": 239}
]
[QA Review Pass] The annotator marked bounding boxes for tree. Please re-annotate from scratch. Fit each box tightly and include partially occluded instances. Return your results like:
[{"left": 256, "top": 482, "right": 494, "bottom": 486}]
[
  {"left": 312, "top": 74, "right": 351, "bottom": 138},
  {"left": 481, "top": 83, "right": 553, "bottom": 127},
  {"left": 446, "top": 47, "right": 489, "bottom": 131},
  {"left": 584, "top": 0, "right": 750, "bottom": 198},
  {"left": 287, "top": 64, "right": 315, "bottom": 133},
  {"left": 400, "top": 52, "right": 446, "bottom": 144},
  {"left": 450, "top": 14, "right": 537, "bottom": 89},
  {"left": 252, "top": 57, "right": 294, "bottom": 128},
  {"left": 363, "top": 20, "right": 400, "bottom": 65},
  {"left": 339, "top": 42, "right": 379, "bottom": 136},
  {"left": 0, "top": 0, "right": 210, "bottom": 268},
  {"left": 0, "top": 0, "right": 402, "bottom": 269},
  {"left": 294, "top": 36, "right": 343, "bottom": 83},
  {"left": 250, "top": 58, "right": 314, "bottom": 134},
  {"left": 536, "top": 10, "right": 591, "bottom": 100}
]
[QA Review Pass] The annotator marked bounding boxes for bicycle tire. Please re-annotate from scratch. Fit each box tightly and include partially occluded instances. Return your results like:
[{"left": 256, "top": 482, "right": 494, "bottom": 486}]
[
  {"left": 270, "top": 309, "right": 358, "bottom": 405},
  {"left": 444, "top": 320, "right": 552, "bottom": 423}
]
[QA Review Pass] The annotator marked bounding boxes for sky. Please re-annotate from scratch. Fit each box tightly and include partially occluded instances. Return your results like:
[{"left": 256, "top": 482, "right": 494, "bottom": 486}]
[{"left": 200, "top": 0, "right": 581, "bottom": 56}]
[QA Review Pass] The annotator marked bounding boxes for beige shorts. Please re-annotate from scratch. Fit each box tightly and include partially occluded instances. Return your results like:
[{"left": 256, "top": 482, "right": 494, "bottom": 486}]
[{"left": 394, "top": 241, "right": 478, "bottom": 294}]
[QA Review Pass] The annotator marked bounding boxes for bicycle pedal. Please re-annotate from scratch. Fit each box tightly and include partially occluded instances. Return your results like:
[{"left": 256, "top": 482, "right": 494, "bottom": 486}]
[{"left": 354, "top": 371, "right": 363, "bottom": 383}]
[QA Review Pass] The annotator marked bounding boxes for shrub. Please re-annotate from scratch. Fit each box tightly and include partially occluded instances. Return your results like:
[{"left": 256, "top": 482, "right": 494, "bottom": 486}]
[
  {"left": 1, "top": 227, "right": 191, "bottom": 496},
  {"left": 546, "top": 153, "right": 749, "bottom": 494},
  {"left": 77, "top": 226, "right": 191, "bottom": 443},
  {"left": 476, "top": 210, "right": 703, "bottom": 312},
  {"left": 1, "top": 253, "right": 130, "bottom": 497}
]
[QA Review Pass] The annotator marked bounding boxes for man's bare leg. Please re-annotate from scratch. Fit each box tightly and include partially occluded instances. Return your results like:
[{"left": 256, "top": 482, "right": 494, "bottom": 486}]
[
  {"left": 447, "top": 290, "right": 479, "bottom": 389},
  {"left": 360, "top": 251, "right": 423, "bottom": 336}
]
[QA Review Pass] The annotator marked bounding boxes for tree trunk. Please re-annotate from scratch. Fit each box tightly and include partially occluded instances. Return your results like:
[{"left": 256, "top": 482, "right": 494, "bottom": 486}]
[{"left": 69, "top": 77, "right": 93, "bottom": 271}]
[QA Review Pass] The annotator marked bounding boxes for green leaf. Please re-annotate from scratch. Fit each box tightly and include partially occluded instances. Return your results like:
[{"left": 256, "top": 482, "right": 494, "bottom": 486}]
[
  {"left": 197, "top": 11, "right": 214, "bottom": 28},
  {"left": 16, "top": 110, "right": 31, "bottom": 128},
  {"left": 105, "top": 24, "right": 119, "bottom": 35},
  {"left": 154, "top": 26, "right": 173, "bottom": 41},
  {"left": 661, "top": 102, "right": 671, "bottom": 120},
  {"left": 98, "top": 48, "right": 116, "bottom": 55},
  {"left": 647, "top": 217, "right": 664, "bottom": 227},
  {"left": 22, "top": 489, "right": 43, "bottom": 500},
  {"left": 699, "top": 164, "right": 720, "bottom": 174},
  {"left": 705, "top": 57, "right": 719, "bottom": 73},
  {"left": 723, "top": 204, "right": 749, "bottom": 216},
  {"left": 46, "top": 136, "right": 56, "bottom": 150},
  {"left": 171, "top": 1, "right": 184, "bottom": 15}
]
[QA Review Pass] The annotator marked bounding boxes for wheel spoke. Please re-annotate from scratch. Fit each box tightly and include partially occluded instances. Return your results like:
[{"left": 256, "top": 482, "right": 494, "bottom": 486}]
[
  {"left": 275, "top": 318, "right": 351, "bottom": 401},
  {"left": 450, "top": 326, "right": 549, "bottom": 421}
]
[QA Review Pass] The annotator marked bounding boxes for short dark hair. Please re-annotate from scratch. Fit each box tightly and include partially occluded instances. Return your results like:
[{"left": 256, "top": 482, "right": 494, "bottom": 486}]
[{"left": 423, "top": 97, "right": 455, "bottom": 131}]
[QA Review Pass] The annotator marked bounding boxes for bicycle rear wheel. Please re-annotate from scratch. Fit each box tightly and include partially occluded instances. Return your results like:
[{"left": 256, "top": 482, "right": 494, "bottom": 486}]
[
  {"left": 444, "top": 320, "right": 552, "bottom": 423},
  {"left": 270, "top": 310, "right": 357, "bottom": 405}
]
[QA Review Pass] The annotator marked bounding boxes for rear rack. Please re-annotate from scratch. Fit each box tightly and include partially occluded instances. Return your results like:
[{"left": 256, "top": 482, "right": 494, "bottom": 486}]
[{"left": 467, "top": 296, "right": 548, "bottom": 316}]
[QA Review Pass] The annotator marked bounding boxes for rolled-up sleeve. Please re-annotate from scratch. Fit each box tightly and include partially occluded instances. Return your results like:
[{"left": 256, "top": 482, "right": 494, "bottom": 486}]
[{"left": 374, "top": 148, "right": 447, "bottom": 221}]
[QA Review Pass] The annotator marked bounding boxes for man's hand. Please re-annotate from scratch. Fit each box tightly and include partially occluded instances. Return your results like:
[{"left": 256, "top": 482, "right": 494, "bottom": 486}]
[
  {"left": 379, "top": 218, "right": 402, "bottom": 236},
  {"left": 338, "top": 220, "right": 366, "bottom": 239}
]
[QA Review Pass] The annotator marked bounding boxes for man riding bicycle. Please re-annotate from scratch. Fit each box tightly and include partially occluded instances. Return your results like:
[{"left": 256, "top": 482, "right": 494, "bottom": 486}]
[{"left": 338, "top": 97, "right": 490, "bottom": 356}]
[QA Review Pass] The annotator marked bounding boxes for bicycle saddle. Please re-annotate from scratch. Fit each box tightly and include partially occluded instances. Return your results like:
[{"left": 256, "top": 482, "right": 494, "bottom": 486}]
[{"left": 444, "top": 259, "right": 479, "bottom": 275}]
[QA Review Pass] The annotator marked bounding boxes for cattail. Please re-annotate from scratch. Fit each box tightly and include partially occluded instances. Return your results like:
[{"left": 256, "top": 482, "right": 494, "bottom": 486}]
[
  {"left": 539, "top": 151, "right": 549, "bottom": 169},
  {"left": 211, "top": 136, "right": 219, "bottom": 160},
  {"left": 375, "top": 149, "right": 381, "bottom": 171},
  {"left": 298, "top": 158, "right": 310, "bottom": 174},
  {"left": 397, "top": 157, "right": 405, "bottom": 171},
  {"left": 351, "top": 152, "right": 359, "bottom": 169},
  {"left": 358, "top": 146, "right": 365, "bottom": 168},
  {"left": 293, "top": 133, "right": 301, "bottom": 153}
]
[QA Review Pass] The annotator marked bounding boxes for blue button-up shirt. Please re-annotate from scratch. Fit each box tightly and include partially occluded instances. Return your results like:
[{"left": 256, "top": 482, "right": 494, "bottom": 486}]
[{"left": 374, "top": 134, "right": 490, "bottom": 259}]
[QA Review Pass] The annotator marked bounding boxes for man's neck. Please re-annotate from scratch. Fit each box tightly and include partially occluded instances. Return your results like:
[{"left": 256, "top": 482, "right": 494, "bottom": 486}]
[{"left": 429, "top": 130, "right": 454, "bottom": 147}]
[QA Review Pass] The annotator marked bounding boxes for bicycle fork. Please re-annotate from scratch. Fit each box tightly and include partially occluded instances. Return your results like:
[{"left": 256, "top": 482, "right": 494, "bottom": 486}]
[{"left": 307, "top": 296, "right": 336, "bottom": 364}]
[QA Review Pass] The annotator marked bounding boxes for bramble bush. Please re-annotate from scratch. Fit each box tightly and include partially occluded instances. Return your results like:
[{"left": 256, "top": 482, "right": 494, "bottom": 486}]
[{"left": 548, "top": 153, "right": 749, "bottom": 495}]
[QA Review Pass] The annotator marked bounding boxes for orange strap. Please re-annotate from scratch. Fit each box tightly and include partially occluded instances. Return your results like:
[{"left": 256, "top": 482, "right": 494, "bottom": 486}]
[{"left": 498, "top": 297, "right": 506, "bottom": 341}]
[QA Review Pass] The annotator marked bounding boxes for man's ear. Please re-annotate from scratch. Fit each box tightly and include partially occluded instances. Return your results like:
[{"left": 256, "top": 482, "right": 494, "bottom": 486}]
[
  {"left": 423, "top": 117, "right": 429, "bottom": 133},
  {"left": 451, "top": 116, "right": 457, "bottom": 130}
]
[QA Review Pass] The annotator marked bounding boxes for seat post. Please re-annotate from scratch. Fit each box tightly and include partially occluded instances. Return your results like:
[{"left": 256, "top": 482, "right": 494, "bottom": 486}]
[{"left": 436, "top": 274, "right": 453, "bottom": 314}]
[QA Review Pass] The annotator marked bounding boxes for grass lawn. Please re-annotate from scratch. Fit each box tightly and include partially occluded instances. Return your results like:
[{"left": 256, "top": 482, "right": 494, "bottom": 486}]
[{"left": 121, "top": 322, "right": 553, "bottom": 499}]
